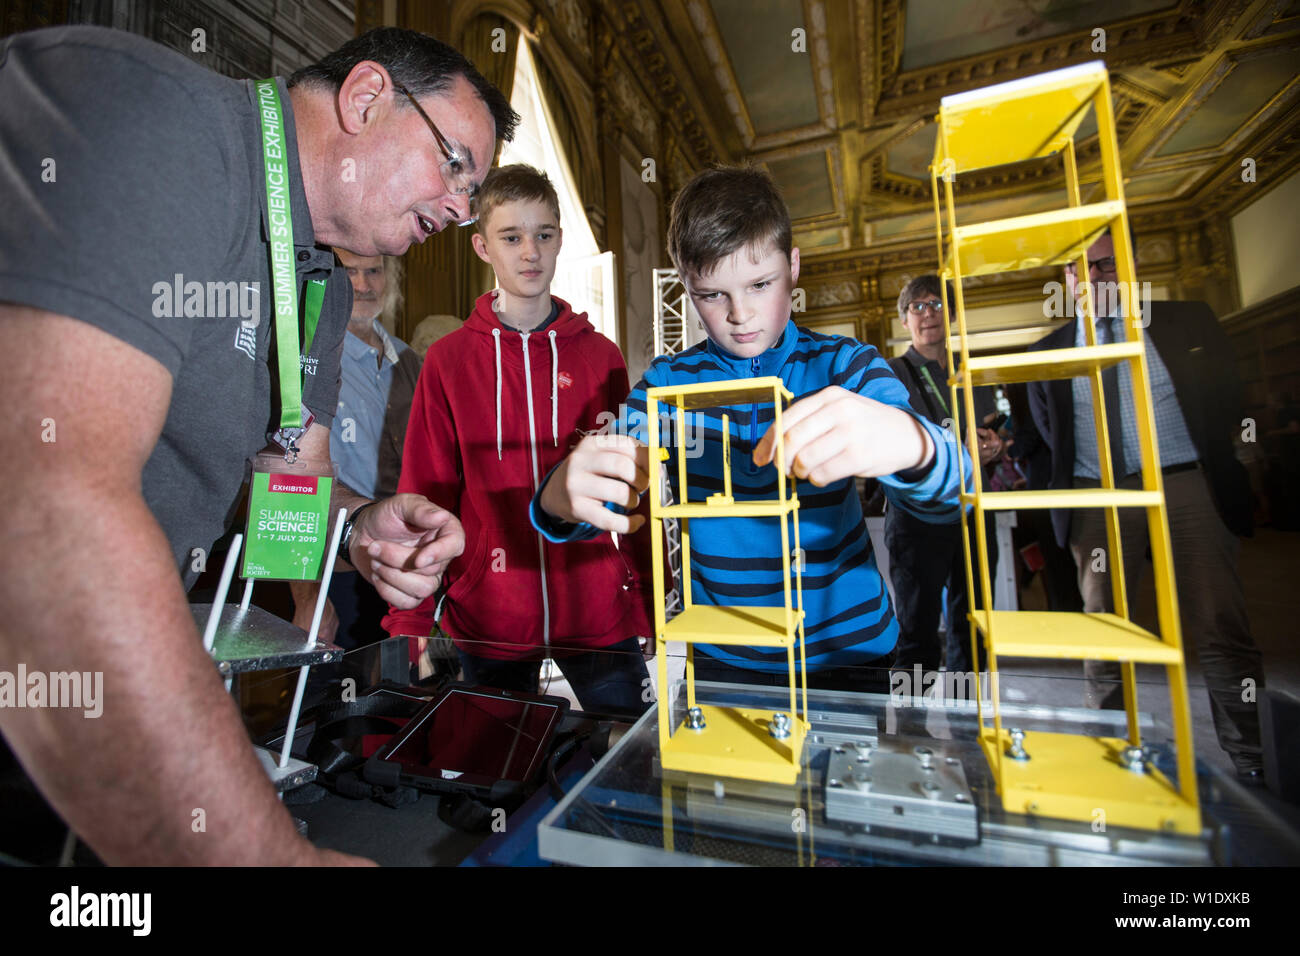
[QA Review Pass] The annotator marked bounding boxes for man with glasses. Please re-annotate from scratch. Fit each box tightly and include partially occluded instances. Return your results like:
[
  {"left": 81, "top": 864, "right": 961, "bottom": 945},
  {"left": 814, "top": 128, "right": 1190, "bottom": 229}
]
[
  {"left": 1026, "top": 229, "right": 1265, "bottom": 785},
  {"left": 0, "top": 26, "right": 517, "bottom": 864},
  {"left": 885, "top": 275, "right": 1007, "bottom": 681}
]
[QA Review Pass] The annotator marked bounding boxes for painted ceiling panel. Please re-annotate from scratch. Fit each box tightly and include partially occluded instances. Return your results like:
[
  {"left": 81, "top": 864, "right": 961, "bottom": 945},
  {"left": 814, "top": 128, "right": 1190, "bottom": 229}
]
[
  {"left": 886, "top": 123, "right": 938, "bottom": 180},
  {"left": 768, "top": 151, "right": 836, "bottom": 219},
  {"left": 794, "top": 225, "right": 845, "bottom": 250},
  {"left": 1156, "top": 48, "right": 1300, "bottom": 156},
  {"left": 1123, "top": 169, "right": 1192, "bottom": 198},
  {"left": 901, "top": 0, "right": 1171, "bottom": 71},
  {"left": 710, "top": 0, "right": 821, "bottom": 135}
]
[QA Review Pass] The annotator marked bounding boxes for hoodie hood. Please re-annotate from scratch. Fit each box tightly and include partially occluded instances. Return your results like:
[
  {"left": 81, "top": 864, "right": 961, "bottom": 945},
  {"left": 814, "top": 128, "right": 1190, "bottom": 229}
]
[
  {"left": 465, "top": 292, "right": 595, "bottom": 460},
  {"left": 465, "top": 291, "right": 594, "bottom": 339}
]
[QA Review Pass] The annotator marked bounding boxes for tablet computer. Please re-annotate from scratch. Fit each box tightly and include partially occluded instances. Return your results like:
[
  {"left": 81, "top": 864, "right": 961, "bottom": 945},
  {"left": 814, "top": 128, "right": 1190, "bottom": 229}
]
[{"left": 364, "top": 683, "right": 568, "bottom": 798}]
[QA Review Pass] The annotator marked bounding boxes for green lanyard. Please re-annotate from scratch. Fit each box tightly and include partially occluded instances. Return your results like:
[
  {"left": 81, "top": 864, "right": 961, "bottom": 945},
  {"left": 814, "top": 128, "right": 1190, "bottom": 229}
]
[
  {"left": 255, "top": 79, "right": 325, "bottom": 452},
  {"left": 918, "top": 364, "right": 951, "bottom": 420}
]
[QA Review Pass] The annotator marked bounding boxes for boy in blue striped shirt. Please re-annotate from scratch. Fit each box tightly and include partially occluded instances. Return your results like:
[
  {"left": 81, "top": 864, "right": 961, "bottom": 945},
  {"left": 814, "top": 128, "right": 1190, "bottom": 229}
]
[{"left": 531, "top": 165, "right": 970, "bottom": 690}]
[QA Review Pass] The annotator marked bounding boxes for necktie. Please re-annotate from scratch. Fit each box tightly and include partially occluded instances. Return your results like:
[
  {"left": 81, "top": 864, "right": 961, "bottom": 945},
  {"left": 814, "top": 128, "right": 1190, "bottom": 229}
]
[{"left": 1098, "top": 316, "right": 1128, "bottom": 479}]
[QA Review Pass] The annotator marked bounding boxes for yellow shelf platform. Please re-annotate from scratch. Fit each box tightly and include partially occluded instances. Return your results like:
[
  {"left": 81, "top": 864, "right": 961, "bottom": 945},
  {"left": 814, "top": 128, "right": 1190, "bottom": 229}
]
[
  {"left": 942, "top": 200, "right": 1124, "bottom": 278},
  {"left": 979, "top": 729, "right": 1199, "bottom": 834},
  {"left": 661, "top": 604, "right": 802, "bottom": 646},
  {"left": 936, "top": 61, "right": 1107, "bottom": 174},
  {"left": 654, "top": 499, "right": 798, "bottom": 519},
  {"left": 961, "top": 488, "right": 1163, "bottom": 511},
  {"left": 661, "top": 705, "right": 808, "bottom": 784},
  {"left": 649, "top": 376, "right": 792, "bottom": 410},
  {"left": 973, "top": 610, "right": 1181, "bottom": 663},
  {"left": 958, "top": 341, "right": 1144, "bottom": 387}
]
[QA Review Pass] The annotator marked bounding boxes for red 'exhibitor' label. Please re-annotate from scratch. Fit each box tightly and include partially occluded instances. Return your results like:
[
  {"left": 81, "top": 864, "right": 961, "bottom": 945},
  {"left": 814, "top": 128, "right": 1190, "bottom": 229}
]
[{"left": 268, "top": 475, "right": 318, "bottom": 495}]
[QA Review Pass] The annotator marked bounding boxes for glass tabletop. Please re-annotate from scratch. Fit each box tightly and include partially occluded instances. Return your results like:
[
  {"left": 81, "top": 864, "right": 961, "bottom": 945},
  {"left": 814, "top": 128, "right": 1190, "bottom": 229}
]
[{"left": 538, "top": 676, "right": 1300, "bottom": 867}]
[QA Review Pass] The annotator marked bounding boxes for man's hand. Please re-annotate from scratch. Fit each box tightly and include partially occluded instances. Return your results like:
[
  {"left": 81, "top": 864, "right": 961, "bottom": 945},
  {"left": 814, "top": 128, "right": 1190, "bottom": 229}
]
[
  {"left": 289, "top": 581, "right": 338, "bottom": 643},
  {"left": 752, "top": 386, "right": 933, "bottom": 485},
  {"left": 537, "top": 434, "right": 650, "bottom": 535},
  {"left": 349, "top": 494, "right": 464, "bottom": 609}
]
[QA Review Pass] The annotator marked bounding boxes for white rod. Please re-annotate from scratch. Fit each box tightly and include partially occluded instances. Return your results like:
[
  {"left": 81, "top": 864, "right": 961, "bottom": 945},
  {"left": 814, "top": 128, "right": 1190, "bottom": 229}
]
[
  {"left": 239, "top": 578, "right": 254, "bottom": 611},
  {"left": 306, "top": 508, "right": 348, "bottom": 646},
  {"left": 202, "top": 533, "right": 242, "bottom": 653},
  {"left": 278, "top": 664, "right": 311, "bottom": 770},
  {"left": 278, "top": 509, "right": 348, "bottom": 769}
]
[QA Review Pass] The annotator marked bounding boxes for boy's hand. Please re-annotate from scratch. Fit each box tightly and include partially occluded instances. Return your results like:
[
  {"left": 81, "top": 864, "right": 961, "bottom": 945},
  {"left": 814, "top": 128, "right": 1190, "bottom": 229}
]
[
  {"left": 752, "top": 386, "right": 934, "bottom": 485},
  {"left": 538, "top": 434, "right": 650, "bottom": 534}
]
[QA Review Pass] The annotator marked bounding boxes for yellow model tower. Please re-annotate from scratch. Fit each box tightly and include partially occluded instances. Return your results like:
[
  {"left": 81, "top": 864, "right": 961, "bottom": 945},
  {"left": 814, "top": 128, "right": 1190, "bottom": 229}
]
[
  {"left": 930, "top": 61, "right": 1200, "bottom": 833},
  {"left": 647, "top": 378, "right": 808, "bottom": 785}
]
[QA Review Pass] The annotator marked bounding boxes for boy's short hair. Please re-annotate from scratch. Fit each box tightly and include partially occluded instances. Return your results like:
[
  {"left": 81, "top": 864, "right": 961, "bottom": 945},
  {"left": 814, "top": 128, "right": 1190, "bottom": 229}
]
[
  {"left": 667, "top": 164, "right": 792, "bottom": 277},
  {"left": 897, "top": 274, "right": 952, "bottom": 323},
  {"left": 475, "top": 164, "right": 561, "bottom": 233}
]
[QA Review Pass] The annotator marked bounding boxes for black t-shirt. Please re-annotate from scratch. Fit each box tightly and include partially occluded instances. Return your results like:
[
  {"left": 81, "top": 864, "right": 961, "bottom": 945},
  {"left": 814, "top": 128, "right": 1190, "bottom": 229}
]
[{"left": 0, "top": 26, "right": 351, "bottom": 587}]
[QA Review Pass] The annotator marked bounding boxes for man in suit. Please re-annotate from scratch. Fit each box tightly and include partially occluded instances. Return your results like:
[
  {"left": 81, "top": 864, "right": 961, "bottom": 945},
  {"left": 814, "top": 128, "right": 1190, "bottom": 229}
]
[{"left": 1027, "top": 229, "right": 1264, "bottom": 782}]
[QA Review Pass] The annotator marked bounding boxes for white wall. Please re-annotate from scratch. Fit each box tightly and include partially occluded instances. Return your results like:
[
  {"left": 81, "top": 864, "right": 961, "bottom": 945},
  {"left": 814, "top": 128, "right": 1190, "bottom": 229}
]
[{"left": 1231, "top": 167, "right": 1300, "bottom": 308}]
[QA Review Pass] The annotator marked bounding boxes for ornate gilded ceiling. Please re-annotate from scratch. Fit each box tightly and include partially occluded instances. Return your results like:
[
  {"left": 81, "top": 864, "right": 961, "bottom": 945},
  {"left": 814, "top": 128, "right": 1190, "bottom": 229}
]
[{"left": 612, "top": 0, "right": 1300, "bottom": 276}]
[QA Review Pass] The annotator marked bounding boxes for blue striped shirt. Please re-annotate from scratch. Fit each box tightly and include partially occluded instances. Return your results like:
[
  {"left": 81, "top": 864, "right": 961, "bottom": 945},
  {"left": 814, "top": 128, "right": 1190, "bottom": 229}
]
[{"left": 531, "top": 319, "right": 970, "bottom": 673}]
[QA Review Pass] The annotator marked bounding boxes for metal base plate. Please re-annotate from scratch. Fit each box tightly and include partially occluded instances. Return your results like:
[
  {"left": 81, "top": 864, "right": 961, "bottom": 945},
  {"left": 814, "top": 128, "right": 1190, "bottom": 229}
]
[
  {"left": 981, "top": 728, "right": 1200, "bottom": 834},
  {"left": 825, "top": 736, "right": 979, "bottom": 844},
  {"left": 191, "top": 603, "right": 342, "bottom": 675},
  {"left": 252, "top": 745, "right": 318, "bottom": 792},
  {"left": 661, "top": 705, "right": 807, "bottom": 784}
]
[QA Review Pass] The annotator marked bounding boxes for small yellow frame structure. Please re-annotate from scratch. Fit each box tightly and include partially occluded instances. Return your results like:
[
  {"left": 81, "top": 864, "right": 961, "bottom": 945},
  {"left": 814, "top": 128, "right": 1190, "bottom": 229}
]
[
  {"left": 930, "top": 61, "right": 1200, "bottom": 833},
  {"left": 647, "top": 378, "right": 809, "bottom": 784}
]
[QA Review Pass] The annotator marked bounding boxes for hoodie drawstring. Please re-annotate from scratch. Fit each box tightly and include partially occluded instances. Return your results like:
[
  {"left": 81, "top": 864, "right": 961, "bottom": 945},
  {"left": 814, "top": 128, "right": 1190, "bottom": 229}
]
[
  {"left": 492, "top": 328, "right": 503, "bottom": 461},
  {"left": 548, "top": 330, "right": 558, "bottom": 447}
]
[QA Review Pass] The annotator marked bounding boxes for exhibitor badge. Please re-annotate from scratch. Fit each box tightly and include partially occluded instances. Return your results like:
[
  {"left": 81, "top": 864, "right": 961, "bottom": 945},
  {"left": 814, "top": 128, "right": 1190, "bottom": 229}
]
[{"left": 242, "top": 470, "right": 332, "bottom": 580}]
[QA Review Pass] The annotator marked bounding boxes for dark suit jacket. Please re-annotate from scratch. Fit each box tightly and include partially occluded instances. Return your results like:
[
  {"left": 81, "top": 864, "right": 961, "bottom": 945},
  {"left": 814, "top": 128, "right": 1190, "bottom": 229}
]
[{"left": 1026, "top": 300, "right": 1253, "bottom": 548}]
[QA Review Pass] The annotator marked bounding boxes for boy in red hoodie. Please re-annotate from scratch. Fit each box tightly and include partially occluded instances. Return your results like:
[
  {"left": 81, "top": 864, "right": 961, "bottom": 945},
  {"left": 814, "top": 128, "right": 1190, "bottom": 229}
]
[{"left": 383, "top": 164, "right": 654, "bottom": 715}]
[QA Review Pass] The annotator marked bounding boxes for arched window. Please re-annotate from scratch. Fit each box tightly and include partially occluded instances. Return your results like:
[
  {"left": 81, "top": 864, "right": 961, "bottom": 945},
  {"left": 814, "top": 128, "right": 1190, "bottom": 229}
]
[{"left": 497, "top": 40, "right": 618, "bottom": 346}]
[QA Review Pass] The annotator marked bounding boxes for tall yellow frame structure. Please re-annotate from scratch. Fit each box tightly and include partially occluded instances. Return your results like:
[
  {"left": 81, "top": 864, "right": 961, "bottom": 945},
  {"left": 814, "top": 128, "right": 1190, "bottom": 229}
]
[
  {"left": 647, "top": 378, "right": 809, "bottom": 785},
  {"left": 930, "top": 62, "right": 1200, "bottom": 833}
]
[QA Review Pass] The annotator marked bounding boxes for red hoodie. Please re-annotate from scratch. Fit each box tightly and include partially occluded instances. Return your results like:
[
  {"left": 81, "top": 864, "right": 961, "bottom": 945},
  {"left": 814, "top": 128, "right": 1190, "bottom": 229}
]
[{"left": 383, "top": 292, "right": 654, "bottom": 659}]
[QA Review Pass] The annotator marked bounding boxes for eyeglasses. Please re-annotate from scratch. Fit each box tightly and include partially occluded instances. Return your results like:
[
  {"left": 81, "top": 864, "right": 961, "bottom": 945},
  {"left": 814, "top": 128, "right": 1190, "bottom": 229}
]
[
  {"left": 1065, "top": 255, "right": 1116, "bottom": 274},
  {"left": 394, "top": 82, "right": 479, "bottom": 226},
  {"left": 907, "top": 299, "right": 944, "bottom": 314}
]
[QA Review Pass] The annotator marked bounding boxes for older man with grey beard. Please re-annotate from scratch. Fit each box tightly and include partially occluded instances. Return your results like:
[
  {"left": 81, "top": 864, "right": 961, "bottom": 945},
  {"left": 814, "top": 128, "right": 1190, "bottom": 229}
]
[{"left": 290, "top": 249, "right": 422, "bottom": 649}]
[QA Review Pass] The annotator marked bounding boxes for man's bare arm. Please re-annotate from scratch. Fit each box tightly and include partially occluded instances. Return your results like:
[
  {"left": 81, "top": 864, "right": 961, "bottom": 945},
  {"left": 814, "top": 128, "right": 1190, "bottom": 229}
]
[{"left": 0, "top": 305, "right": 366, "bottom": 865}]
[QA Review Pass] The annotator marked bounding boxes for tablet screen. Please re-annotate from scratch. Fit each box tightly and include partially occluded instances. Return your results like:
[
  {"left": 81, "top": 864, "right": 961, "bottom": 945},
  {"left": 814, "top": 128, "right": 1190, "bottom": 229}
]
[{"left": 384, "top": 687, "right": 562, "bottom": 784}]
